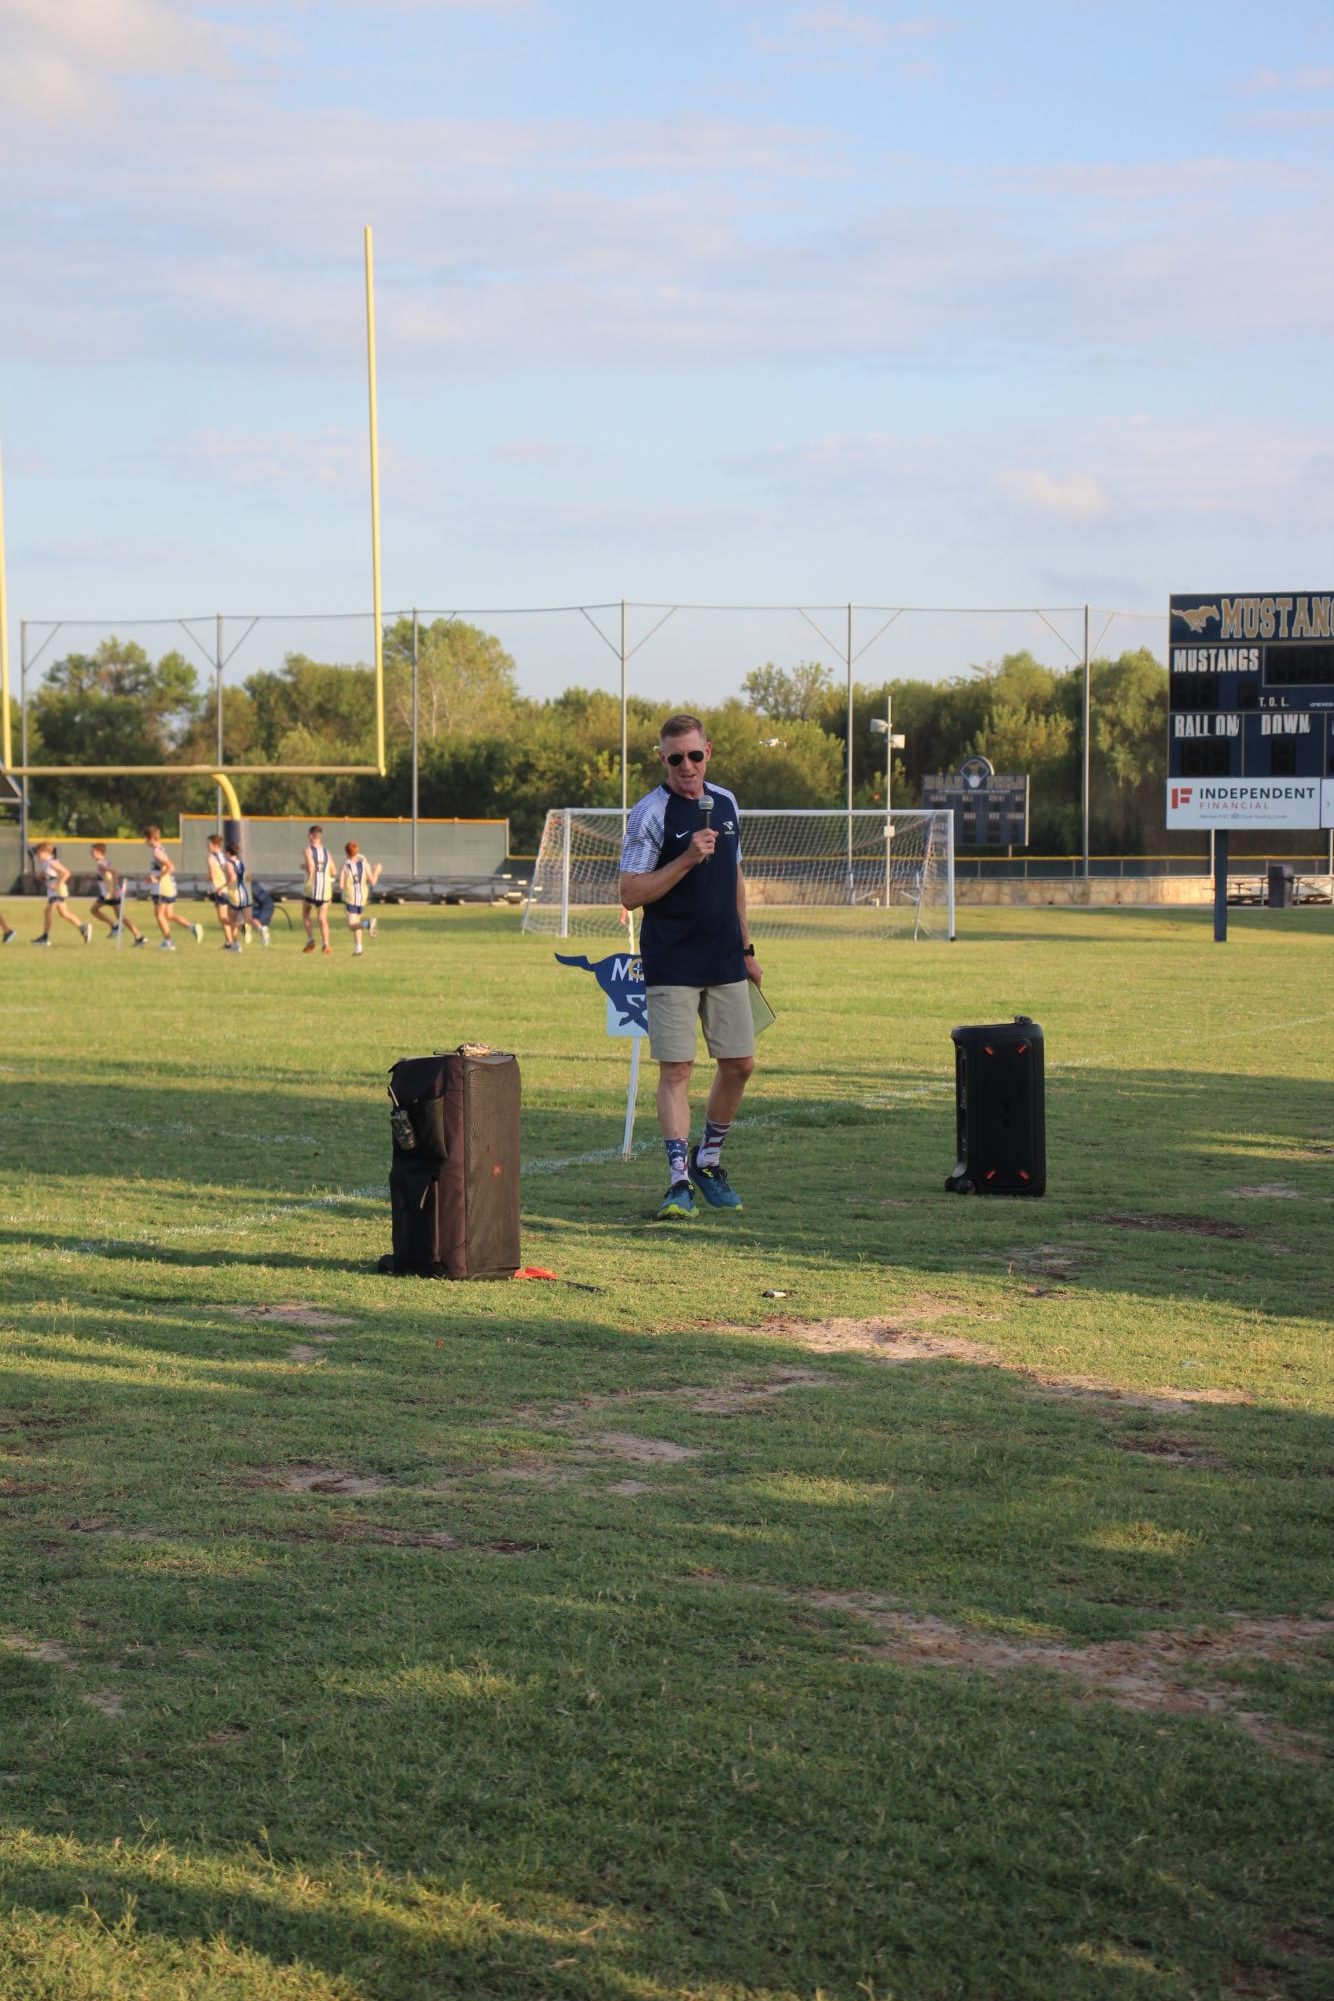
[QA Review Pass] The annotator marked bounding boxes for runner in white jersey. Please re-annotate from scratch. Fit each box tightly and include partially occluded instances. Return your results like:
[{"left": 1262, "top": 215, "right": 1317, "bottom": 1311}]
[
  {"left": 30, "top": 842, "right": 92, "bottom": 946},
  {"left": 142, "top": 825, "right": 205, "bottom": 951},
  {"left": 205, "top": 833, "right": 239, "bottom": 949},
  {"left": 88, "top": 842, "right": 146, "bottom": 946},
  {"left": 338, "top": 841, "right": 382, "bottom": 957},
  {"left": 301, "top": 824, "right": 335, "bottom": 956}
]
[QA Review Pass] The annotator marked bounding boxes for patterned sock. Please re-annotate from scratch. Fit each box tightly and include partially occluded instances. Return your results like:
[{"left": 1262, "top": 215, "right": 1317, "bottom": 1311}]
[
  {"left": 664, "top": 1136, "right": 689, "bottom": 1185},
  {"left": 696, "top": 1118, "right": 731, "bottom": 1169}
]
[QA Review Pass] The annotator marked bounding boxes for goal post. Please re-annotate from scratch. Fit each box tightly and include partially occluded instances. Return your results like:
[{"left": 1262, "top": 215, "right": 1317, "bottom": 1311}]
[{"left": 522, "top": 807, "right": 956, "bottom": 941}]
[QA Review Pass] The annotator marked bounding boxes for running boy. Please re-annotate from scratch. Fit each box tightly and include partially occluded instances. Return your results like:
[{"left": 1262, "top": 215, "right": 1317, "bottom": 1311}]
[
  {"left": 301, "top": 825, "right": 335, "bottom": 955},
  {"left": 143, "top": 826, "right": 204, "bottom": 951},
  {"left": 31, "top": 842, "right": 93, "bottom": 946},
  {"left": 89, "top": 842, "right": 146, "bottom": 945},
  {"left": 224, "top": 839, "right": 252, "bottom": 948},
  {"left": 339, "top": 841, "right": 381, "bottom": 956},
  {"left": 205, "top": 833, "right": 238, "bottom": 948}
]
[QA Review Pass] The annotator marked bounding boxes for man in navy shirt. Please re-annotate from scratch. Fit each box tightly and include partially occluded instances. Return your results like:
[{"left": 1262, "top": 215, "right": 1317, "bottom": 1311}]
[{"left": 619, "top": 713, "right": 763, "bottom": 1218}]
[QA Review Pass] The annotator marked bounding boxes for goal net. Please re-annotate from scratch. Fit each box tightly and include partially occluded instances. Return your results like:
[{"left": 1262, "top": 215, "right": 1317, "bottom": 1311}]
[{"left": 522, "top": 807, "right": 955, "bottom": 941}]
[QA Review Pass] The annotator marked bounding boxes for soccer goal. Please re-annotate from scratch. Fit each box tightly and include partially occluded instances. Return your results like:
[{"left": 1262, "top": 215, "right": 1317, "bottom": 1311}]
[{"left": 522, "top": 807, "right": 955, "bottom": 941}]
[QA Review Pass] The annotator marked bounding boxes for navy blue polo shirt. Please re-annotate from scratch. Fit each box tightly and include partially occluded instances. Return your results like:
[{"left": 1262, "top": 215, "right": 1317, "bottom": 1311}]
[{"left": 620, "top": 782, "right": 746, "bottom": 988}]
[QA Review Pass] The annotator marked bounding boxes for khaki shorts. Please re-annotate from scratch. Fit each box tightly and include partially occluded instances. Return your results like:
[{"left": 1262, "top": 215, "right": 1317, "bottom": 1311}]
[{"left": 647, "top": 982, "right": 755, "bottom": 1064}]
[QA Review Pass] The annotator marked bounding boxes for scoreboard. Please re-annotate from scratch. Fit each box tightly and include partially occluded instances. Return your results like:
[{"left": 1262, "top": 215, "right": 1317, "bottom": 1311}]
[
  {"left": 1167, "top": 592, "right": 1334, "bottom": 829},
  {"left": 922, "top": 756, "right": 1030, "bottom": 846}
]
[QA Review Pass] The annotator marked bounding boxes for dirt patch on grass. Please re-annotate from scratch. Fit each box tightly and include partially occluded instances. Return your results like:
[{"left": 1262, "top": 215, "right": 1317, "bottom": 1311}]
[
  {"left": 1030, "top": 1379, "right": 1256, "bottom": 1413},
  {"left": 985, "top": 1245, "right": 1093, "bottom": 1281},
  {"left": 65, "top": 1521, "right": 171, "bottom": 1541},
  {"left": 590, "top": 1433, "right": 701, "bottom": 1464},
  {"left": 515, "top": 1367, "right": 834, "bottom": 1429},
  {"left": 286, "top": 1343, "right": 330, "bottom": 1364},
  {"left": 249, "top": 1464, "right": 386, "bottom": 1497},
  {"left": 1096, "top": 1212, "right": 1247, "bottom": 1240},
  {"left": 686, "top": 1368, "right": 834, "bottom": 1412},
  {"left": 204, "top": 1724, "right": 250, "bottom": 1746},
  {"left": 219, "top": 1303, "right": 354, "bottom": 1329},
  {"left": 643, "top": 1316, "right": 1255, "bottom": 1412},
  {"left": 799, "top": 1594, "right": 1331, "bottom": 1759},
  {"left": 1109, "top": 1434, "right": 1231, "bottom": 1470},
  {"left": 604, "top": 1479, "right": 656, "bottom": 1496},
  {"left": 1, "top": 1633, "right": 73, "bottom": 1665},
  {"left": 482, "top": 1456, "right": 586, "bottom": 1489},
  {"left": 82, "top": 1691, "right": 125, "bottom": 1718},
  {"left": 751, "top": 1319, "right": 998, "bottom": 1366},
  {"left": 1228, "top": 1182, "right": 1301, "bottom": 1199},
  {"left": 0, "top": 1479, "right": 51, "bottom": 1498}
]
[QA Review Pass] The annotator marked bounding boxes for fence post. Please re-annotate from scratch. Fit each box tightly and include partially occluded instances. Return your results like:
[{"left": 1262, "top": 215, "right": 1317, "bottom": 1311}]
[
  {"left": 845, "top": 602, "right": 854, "bottom": 899},
  {"left": 1081, "top": 603, "right": 1091, "bottom": 878},
  {"left": 559, "top": 807, "right": 572, "bottom": 938},
  {"left": 411, "top": 608, "right": 420, "bottom": 874},
  {"left": 18, "top": 620, "right": 28, "bottom": 860},
  {"left": 620, "top": 599, "right": 628, "bottom": 827},
  {"left": 945, "top": 807, "right": 956, "bottom": 941},
  {"left": 215, "top": 613, "right": 224, "bottom": 835}
]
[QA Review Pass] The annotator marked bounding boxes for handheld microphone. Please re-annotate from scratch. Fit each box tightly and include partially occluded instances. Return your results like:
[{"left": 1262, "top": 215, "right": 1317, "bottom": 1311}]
[{"left": 698, "top": 790, "right": 713, "bottom": 860}]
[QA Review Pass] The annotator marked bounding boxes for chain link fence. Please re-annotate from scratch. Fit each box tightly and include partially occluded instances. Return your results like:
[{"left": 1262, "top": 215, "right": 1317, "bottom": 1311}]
[{"left": 8, "top": 598, "right": 1331, "bottom": 874}]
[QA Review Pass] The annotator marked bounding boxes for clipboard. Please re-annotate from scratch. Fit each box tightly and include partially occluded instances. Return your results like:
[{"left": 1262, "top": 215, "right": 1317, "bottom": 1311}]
[{"left": 748, "top": 979, "right": 776, "bottom": 1036}]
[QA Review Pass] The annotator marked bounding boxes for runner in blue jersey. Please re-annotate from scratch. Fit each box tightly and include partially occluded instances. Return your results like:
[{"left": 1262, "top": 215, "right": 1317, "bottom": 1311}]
[{"left": 619, "top": 712, "right": 764, "bottom": 1219}]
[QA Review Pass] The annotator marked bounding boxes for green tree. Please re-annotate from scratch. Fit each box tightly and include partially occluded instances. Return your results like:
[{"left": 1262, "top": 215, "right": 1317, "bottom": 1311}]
[
  {"left": 382, "top": 618, "right": 519, "bottom": 745},
  {"left": 742, "top": 660, "right": 838, "bottom": 722},
  {"left": 1088, "top": 648, "right": 1168, "bottom": 851},
  {"left": 28, "top": 637, "right": 202, "bottom": 833}
]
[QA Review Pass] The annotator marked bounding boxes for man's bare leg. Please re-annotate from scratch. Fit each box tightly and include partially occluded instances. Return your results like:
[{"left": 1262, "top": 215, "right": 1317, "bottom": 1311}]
[
  {"left": 656, "top": 1059, "right": 694, "bottom": 1140},
  {"left": 705, "top": 1055, "right": 754, "bottom": 1127}
]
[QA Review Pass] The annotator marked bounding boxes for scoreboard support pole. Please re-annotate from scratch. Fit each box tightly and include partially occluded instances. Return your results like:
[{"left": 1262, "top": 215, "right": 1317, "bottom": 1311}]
[{"left": 1212, "top": 830, "right": 1229, "bottom": 944}]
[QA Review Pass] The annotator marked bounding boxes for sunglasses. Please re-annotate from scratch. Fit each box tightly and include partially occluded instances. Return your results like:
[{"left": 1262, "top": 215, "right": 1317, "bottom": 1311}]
[{"left": 665, "top": 748, "right": 706, "bottom": 766}]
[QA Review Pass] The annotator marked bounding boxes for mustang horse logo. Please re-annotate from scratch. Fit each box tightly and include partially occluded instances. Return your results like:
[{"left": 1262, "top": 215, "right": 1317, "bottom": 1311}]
[
  {"left": 1173, "top": 603, "right": 1220, "bottom": 633},
  {"left": 555, "top": 951, "right": 648, "bottom": 1035}
]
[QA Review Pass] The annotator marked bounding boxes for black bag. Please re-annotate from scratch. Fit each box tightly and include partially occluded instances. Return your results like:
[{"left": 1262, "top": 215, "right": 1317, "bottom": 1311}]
[
  {"left": 945, "top": 1016, "right": 1045, "bottom": 1196},
  {"left": 385, "top": 1046, "right": 521, "bottom": 1277}
]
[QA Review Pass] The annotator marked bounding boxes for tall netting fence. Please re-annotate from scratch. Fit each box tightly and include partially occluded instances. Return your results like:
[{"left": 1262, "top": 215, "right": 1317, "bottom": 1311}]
[{"left": 18, "top": 595, "right": 1325, "bottom": 874}]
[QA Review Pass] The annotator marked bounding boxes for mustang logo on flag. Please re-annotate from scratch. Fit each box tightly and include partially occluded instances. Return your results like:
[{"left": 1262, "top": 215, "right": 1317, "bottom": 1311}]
[{"left": 555, "top": 952, "right": 648, "bottom": 1037}]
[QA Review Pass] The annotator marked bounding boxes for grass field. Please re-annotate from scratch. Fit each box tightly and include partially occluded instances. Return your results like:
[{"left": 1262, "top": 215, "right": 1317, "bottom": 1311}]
[{"left": 1, "top": 904, "right": 1331, "bottom": 2001}]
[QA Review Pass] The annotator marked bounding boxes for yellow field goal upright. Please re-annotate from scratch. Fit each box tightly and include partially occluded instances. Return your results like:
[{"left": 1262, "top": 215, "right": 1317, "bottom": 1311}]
[{"left": 0, "top": 229, "right": 387, "bottom": 816}]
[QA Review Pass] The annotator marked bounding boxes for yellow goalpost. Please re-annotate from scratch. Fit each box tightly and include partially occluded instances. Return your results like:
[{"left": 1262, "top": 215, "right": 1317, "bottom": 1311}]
[{"left": 0, "top": 228, "right": 387, "bottom": 805}]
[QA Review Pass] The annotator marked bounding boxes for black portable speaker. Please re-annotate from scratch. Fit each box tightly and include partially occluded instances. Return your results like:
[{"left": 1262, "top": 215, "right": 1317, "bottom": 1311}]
[
  {"left": 945, "top": 1016, "right": 1045, "bottom": 1196},
  {"left": 385, "top": 1045, "right": 521, "bottom": 1277}
]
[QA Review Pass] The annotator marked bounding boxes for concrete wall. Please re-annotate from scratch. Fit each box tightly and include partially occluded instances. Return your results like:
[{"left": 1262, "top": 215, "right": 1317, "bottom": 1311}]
[
  {"left": 0, "top": 823, "right": 19, "bottom": 896},
  {"left": 954, "top": 874, "right": 1333, "bottom": 905},
  {"left": 179, "top": 815, "right": 508, "bottom": 878}
]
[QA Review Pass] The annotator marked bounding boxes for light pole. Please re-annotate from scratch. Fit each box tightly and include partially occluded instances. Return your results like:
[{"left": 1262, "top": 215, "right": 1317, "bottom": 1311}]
[{"left": 870, "top": 696, "right": 905, "bottom": 907}]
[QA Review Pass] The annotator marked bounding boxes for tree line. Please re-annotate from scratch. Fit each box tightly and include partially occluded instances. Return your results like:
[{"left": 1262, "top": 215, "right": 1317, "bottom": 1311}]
[{"left": 8, "top": 617, "right": 1169, "bottom": 853}]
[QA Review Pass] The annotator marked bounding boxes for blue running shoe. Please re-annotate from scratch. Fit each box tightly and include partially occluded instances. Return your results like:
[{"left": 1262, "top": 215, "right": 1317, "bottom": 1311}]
[
  {"left": 656, "top": 1179, "right": 696, "bottom": 1220},
  {"left": 688, "top": 1146, "right": 743, "bottom": 1210}
]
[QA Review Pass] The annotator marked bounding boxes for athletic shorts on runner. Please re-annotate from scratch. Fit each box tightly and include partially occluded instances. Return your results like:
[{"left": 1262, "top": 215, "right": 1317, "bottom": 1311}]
[{"left": 646, "top": 981, "right": 755, "bottom": 1064}]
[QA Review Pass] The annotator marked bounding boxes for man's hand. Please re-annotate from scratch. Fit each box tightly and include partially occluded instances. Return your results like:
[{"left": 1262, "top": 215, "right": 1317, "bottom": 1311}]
[
  {"left": 688, "top": 830, "right": 717, "bottom": 866},
  {"left": 744, "top": 952, "right": 762, "bottom": 985}
]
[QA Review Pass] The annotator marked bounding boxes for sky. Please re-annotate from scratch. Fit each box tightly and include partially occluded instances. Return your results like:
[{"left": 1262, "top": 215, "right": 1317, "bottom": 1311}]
[{"left": 2, "top": 0, "right": 1332, "bottom": 704}]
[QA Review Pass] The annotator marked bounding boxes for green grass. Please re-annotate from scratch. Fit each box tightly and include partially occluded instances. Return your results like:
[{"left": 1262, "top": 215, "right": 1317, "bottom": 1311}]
[{"left": 1, "top": 904, "right": 1331, "bottom": 2001}]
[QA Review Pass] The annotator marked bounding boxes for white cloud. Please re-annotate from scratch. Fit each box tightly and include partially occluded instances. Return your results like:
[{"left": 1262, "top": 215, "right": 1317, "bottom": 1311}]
[
  {"left": 19, "top": 534, "right": 203, "bottom": 567},
  {"left": 1246, "top": 66, "right": 1334, "bottom": 94},
  {"left": 790, "top": 7, "right": 949, "bottom": 46},
  {"left": 0, "top": 0, "right": 232, "bottom": 121},
  {"left": 164, "top": 429, "right": 429, "bottom": 500},
  {"left": 995, "top": 469, "right": 1110, "bottom": 519}
]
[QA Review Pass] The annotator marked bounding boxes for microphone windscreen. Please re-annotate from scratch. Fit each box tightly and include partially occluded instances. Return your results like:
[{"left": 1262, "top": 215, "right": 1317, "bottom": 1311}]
[{"left": 699, "top": 793, "right": 713, "bottom": 820}]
